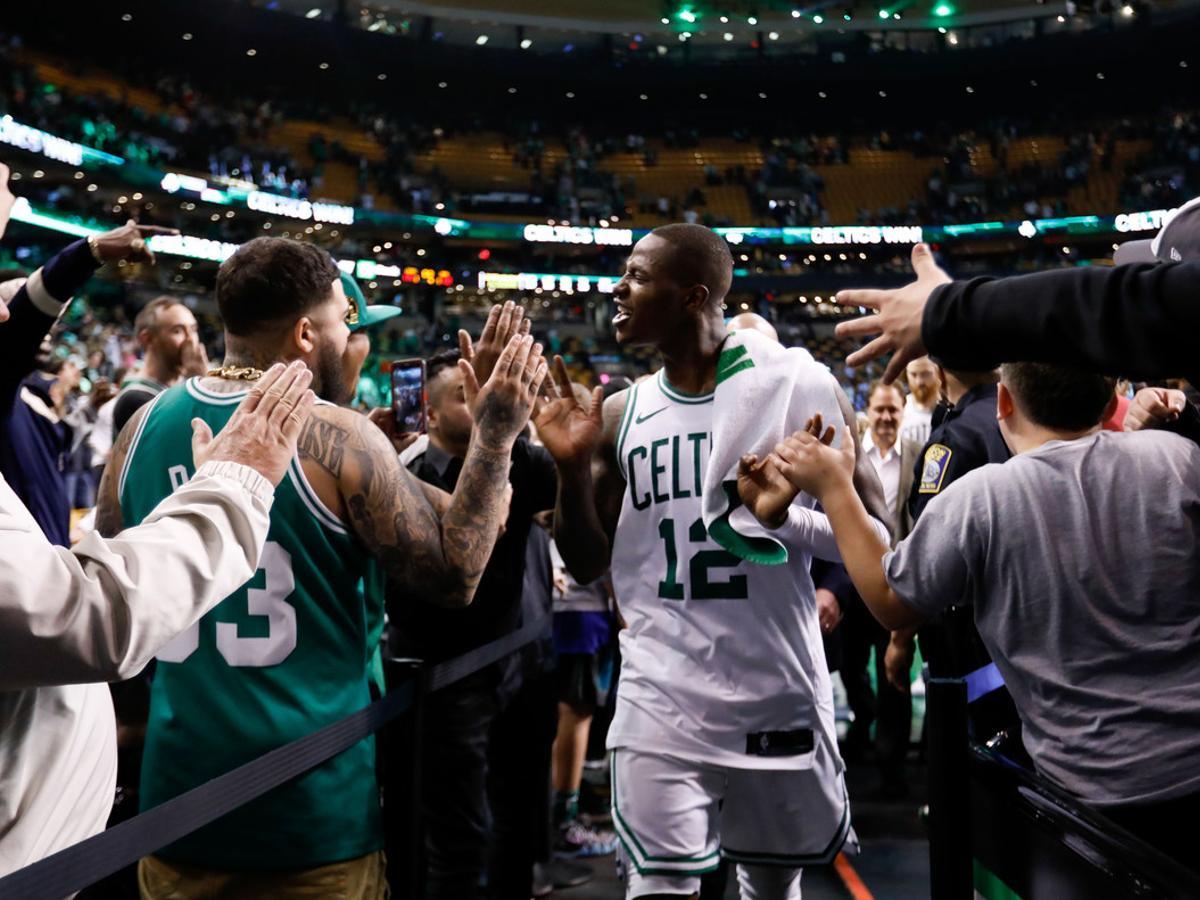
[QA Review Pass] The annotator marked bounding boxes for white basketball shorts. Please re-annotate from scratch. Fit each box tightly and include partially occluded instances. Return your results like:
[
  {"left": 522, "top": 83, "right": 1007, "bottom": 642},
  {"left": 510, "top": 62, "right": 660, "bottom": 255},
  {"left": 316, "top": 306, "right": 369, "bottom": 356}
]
[{"left": 611, "top": 741, "right": 856, "bottom": 898}]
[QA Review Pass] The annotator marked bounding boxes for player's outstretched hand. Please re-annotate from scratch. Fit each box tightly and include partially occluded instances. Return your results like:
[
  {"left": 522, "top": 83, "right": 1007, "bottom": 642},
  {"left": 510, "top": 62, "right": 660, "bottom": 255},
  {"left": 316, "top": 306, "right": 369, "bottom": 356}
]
[
  {"left": 459, "top": 300, "right": 532, "bottom": 386},
  {"left": 771, "top": 425, "right": 855, "bottom": 501},
  {"left": 1124, "top": 387, "right": 1187, "bottom": 432},
  {"left": 191, "top": 361, "right": 315, "bottom": 485},
  {"left": 834, "top": 243, "right": 950, "bottom": 384},
  {"left": 462, "top": 333, "right": 548, "bottom": 450},
  {"left": 739, "top": 413, "right": 838, "bottom": 527},
  {"left": 737, "top": 453, "right": 797, "bottom": 530},
  {"left": 532, "top": 356, "right": 604, "bottom": 468}
]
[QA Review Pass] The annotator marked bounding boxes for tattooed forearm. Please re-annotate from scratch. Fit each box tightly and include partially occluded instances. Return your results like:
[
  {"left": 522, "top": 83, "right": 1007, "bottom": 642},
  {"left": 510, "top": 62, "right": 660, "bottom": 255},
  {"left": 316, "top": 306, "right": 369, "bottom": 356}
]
[
  {"left": 299, "top": 418, "right": 349, "bottom": 478},
  {"left": 436, "top": 440, "right": 513, "bottom": 601},
  {"left": 337, "top": 409, "right": 513, "bottom": 608}
]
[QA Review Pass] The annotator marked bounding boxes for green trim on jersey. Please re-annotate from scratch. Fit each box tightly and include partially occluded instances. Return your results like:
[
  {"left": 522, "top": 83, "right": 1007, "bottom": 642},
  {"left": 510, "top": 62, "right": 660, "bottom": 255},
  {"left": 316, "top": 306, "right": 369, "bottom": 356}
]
[
  {"left": 121, "top": 380, "right": 383, "bottom": 870},
  {"left": 616, "top": 382, "right": 640, "bottom": 481},
  {"left": 117, "top": 389, "right": 167, "bottom": 499},
  {"left": 120, "top": 375, "right": 168, "bottom": 393},
  {"left": 658, "top": 370, "right": 714, "bottom": 404}
]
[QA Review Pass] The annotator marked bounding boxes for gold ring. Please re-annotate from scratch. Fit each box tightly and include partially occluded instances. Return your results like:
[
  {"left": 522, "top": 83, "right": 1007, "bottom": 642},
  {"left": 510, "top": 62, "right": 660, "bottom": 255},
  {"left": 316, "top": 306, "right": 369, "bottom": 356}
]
[{"left": 131, "top": 237, "right": 146, "bottom": 252}]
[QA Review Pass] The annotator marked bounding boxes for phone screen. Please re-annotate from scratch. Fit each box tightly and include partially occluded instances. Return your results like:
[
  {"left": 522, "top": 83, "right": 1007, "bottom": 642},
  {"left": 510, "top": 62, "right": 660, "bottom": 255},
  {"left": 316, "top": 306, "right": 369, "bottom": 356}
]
[{"left": 391, "top": 359, "right": 427, "bottom": 433}]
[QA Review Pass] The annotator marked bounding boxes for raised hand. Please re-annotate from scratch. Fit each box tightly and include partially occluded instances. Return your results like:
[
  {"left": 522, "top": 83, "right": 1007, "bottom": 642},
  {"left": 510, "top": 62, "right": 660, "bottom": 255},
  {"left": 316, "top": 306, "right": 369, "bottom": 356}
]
[
  {"left": 834, "top": 243, "right": 950, "bottom": 384},
  {"left": 771, "top": 425, "right": 856, "bottom": 501},
  {"left": 89, "top": 219, "right": 181, "bottom": 265},
  {"left": 532, "top": 356, "right": 604, "bottom": 468},
  {"left": 459, "top": 300, "right": 532, "bottom": 386},
  {"left": 190, "top": 361, "right": 315, "bottom": 485},
  {"left": 180, "top": 335, "right": 210, "bottom": 377},
  {"left": 461, "top": 333, "right": 548, "bottom": 450},
  {"left": 1124, "top": 387, "right": 1188, "bottom": 432}
]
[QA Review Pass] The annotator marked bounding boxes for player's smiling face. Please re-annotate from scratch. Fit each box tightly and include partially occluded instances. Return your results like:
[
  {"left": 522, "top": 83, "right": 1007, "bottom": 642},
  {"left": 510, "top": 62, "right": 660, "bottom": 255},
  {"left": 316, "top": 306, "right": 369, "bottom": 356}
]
[{"left": 612, "top": 234, "right": 688, "bottom": 349}]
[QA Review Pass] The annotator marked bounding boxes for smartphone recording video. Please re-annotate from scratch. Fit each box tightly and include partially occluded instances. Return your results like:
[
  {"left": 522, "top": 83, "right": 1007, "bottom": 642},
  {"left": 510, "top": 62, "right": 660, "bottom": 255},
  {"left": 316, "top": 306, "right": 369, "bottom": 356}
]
[{"left": 390, "top": 358, "right": 427, "bottom": 433}]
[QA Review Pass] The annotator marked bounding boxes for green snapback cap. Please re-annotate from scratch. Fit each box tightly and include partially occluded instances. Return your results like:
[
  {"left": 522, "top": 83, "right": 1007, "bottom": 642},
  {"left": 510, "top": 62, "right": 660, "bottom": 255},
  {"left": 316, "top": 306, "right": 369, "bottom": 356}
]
[{"left": 340, "top": 271, "right": 403, "bottom": 332}]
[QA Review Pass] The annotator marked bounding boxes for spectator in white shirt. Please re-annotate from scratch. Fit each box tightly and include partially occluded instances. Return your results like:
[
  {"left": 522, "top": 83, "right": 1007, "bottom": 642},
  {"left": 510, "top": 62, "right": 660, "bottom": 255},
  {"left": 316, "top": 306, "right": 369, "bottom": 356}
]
[
  {"left": 900, "top": 357, "right": 939, "bottom": 447},
  {"left": 0, "top": 167, "right": 318, "bottom": 876}
]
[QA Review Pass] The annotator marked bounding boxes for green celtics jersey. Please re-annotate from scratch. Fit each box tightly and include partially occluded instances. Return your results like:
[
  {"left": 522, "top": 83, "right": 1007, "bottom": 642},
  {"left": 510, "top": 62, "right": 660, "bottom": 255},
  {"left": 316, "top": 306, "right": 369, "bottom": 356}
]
[{"left": 120, "top": 378, "right": 384, "bottom": 870}]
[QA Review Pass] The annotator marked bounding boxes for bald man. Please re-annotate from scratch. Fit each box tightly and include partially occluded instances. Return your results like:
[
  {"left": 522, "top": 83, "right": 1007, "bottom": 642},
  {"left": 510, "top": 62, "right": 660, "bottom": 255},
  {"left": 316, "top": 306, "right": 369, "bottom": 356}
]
[{"left": 727, "top": 312, "right": 778, "bottom": 344}]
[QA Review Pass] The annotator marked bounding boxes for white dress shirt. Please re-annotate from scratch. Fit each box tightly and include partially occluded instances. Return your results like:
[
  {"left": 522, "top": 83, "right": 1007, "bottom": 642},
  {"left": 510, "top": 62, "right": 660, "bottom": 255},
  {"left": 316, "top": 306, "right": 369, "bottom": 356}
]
[
  {"left": 866, "top": 439, "right": 902, "bottom": 514},
  {"left": 0, "top": 461, "right": 273, "bottom": 877}
]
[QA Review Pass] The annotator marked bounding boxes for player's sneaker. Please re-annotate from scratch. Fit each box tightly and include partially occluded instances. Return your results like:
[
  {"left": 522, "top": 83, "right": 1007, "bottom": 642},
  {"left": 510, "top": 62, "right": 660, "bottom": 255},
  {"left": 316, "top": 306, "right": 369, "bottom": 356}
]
[{"left": 556, "top": 818, "right": 619, "bottom": 858}]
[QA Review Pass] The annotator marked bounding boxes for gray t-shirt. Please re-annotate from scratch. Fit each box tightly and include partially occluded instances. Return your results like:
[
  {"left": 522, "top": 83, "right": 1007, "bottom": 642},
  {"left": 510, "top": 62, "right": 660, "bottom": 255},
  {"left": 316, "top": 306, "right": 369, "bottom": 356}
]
[{"left": 885, "top": 430, "right": 1200, "bottom": 807}]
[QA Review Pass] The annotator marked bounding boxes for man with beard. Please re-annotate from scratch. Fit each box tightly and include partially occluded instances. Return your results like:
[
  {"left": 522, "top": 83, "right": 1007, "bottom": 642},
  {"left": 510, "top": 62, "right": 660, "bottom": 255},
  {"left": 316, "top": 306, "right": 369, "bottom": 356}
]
[
  {"left": 898, "top": 357, "right": 938, "bottom": 448},
  {"left": 95, "top": 237, "right": 547, "bottom": 898},
  {"left": 110, "top": 297, "right": 209, "bottom": 438}
]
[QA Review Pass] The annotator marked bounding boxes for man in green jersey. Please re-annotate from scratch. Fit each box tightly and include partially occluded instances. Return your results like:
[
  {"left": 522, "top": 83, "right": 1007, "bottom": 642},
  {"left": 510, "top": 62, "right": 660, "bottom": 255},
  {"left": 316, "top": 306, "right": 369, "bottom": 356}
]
[
  {"left": 96, "top": 237, "right": 547, "bottom": 899},
  {"left": 110, "top": 297, "right": 209, "bottom": 438}
]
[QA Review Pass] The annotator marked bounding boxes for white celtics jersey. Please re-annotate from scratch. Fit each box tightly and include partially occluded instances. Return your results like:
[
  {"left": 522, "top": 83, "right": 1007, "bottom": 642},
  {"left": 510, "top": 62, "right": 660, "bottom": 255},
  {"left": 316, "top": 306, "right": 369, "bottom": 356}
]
[{"left": 608, "top": 370, "right": 839, "bottom": 771}]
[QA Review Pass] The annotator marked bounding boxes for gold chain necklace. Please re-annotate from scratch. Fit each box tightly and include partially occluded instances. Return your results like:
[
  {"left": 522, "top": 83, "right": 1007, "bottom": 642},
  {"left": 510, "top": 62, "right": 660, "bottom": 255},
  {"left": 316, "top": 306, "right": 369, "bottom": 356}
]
[{"left": 206, "top": 365, "right": 265, "bottom": 381}]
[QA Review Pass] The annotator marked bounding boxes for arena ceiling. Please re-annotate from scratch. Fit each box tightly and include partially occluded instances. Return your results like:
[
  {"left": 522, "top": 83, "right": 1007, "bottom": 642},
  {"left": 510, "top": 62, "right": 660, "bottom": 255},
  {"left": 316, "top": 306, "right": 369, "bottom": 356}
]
[{"left": 277, "top": 0, "right": 1145, "bottom": 35}]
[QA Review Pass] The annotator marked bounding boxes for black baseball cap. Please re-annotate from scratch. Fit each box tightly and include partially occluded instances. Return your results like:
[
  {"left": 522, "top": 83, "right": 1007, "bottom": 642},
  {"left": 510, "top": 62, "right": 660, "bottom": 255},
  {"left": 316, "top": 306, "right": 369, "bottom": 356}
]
[{"left": 1113, "top": 195, "right": 1200, "bottom": 265}]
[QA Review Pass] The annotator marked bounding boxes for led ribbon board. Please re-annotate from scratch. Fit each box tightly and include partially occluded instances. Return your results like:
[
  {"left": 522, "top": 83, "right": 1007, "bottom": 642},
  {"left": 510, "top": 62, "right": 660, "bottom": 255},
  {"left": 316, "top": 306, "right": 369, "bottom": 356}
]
[
  {"left": 477, "top": 271, "right": 619, "bottom": 293},
  {"left": 0, "top": 115, "right": 124, "bottom": 167}
]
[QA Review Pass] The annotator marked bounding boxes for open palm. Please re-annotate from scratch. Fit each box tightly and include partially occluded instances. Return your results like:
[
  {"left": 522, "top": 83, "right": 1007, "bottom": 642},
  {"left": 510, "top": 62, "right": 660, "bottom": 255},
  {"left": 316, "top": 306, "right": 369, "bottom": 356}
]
[{"left": 534, "top": 356, "right": 604, "bottom": 466}]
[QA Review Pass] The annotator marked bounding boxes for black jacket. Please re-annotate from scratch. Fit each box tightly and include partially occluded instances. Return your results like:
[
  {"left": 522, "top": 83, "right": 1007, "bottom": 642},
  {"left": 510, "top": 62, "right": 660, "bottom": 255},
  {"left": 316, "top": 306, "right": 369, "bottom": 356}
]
[{"left": 924, "top": 261, "right": 1200, "bottom": 383}]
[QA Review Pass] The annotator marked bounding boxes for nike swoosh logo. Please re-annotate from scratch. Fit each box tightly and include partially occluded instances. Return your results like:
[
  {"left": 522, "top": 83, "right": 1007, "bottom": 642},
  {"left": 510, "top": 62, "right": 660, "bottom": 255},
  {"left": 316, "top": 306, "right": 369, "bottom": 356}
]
[{"left": 635, "top": 407, "right": 668, "bottom": 425}]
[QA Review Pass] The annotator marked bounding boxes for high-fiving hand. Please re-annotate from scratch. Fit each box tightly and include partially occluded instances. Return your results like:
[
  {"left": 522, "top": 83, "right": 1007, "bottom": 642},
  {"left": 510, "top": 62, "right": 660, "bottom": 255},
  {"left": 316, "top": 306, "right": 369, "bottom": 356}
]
[
  {"left": 460, "top": 300, "right": 533, "bottom": 387},
  {"left": 532, "top": 356, "right": 605, "bottom": 468},
  {"left": 834, "top": 243, "right": 951, "bottom": 383},
  {"left": 462, "top": 333, "right": 548, "bottom": 450},
  {"left": 770, "top": 416, "right": 856, "bottom": 502},
  {"left": 739, "top": 414, "right": 839, "bottom": 527}
]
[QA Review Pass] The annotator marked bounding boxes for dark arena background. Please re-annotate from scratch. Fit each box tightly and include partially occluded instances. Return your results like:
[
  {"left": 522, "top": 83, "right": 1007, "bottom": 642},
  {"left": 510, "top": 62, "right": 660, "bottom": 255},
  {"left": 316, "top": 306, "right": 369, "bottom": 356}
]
[{"left": 0, "top": 0, "right": 1198, "bottom": 897}]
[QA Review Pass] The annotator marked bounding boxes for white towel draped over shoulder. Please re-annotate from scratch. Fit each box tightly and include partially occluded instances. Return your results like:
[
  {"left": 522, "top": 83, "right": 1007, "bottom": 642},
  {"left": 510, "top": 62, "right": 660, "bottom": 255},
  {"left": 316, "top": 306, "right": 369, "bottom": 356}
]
[{"left": 702, "top": 328, "right": 846, "bottom": 565}]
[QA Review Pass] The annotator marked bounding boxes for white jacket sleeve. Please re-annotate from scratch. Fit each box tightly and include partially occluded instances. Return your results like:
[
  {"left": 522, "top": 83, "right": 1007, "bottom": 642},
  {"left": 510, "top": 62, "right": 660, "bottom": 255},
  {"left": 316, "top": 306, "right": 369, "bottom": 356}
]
[
  {"left": 0, "top": 460, "right": 273, "bottom": 690},
  {"left": 770, "top": 506, "right": 892, "bottom": 563}
]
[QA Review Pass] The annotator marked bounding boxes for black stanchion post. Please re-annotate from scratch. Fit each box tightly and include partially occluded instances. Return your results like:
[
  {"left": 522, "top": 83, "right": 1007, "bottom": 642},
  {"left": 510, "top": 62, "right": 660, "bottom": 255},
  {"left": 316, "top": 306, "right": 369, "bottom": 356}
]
[
  {"left": 382, "top": 657, "right": 428, "bottom": 900},
  {"left": 927, "top": 677, "right": 972, "bottom": 900}
]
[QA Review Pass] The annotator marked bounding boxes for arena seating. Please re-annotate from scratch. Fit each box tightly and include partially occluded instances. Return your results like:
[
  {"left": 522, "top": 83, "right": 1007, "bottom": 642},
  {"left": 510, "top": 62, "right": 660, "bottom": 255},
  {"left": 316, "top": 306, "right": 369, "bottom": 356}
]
[{"left": 11, "top": 48, "right": 1164, "bottom": 229}]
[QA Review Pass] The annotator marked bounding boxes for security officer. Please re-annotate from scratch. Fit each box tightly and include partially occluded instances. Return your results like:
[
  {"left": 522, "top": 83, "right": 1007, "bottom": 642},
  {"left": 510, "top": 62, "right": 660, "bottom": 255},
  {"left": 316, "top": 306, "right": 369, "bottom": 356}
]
[{"left": 885, "top": 363, "right": 1019, "bottom": 744}]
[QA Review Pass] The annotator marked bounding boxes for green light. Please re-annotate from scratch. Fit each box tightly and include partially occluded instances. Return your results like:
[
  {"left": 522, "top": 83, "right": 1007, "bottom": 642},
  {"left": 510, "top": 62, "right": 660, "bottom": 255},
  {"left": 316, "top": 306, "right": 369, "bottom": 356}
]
[
  {"left": 934, "top": 3, "right": 954, "bottom": 15},
  {"left": 879, "top": 8, "right": 890, "bottom": 17},
  {"left": 812, "top": 13, "right": 824, "bottom": 22},
  {"left": 843, "top": 12, "right": 852, "bottom": 19},
  {"left": 677, "top": 6, "right": 697, "bottom": 22}
]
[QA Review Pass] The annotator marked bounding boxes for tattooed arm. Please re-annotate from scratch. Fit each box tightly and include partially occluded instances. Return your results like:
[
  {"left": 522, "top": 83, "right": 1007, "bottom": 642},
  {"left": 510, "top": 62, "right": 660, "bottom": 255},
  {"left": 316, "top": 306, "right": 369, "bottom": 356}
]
[
  {"left": 95, "top": 403, "right": 152, "bottom": 537},
  {"left": 306, "top": 334, "right": 547, "bottom": 608}
]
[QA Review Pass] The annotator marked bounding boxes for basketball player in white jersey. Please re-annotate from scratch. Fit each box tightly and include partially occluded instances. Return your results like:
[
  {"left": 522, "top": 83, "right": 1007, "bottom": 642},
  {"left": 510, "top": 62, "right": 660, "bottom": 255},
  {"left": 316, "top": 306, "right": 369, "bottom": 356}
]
[{"left": 534, "top": 224, "right": 890, "bottom": 899}]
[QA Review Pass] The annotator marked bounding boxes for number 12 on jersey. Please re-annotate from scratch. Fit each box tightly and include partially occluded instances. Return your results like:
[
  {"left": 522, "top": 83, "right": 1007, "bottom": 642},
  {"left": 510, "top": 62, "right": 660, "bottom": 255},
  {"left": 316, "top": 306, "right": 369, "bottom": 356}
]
[{"left": 657, "top": 517, "right": 748, "bottom": 601}]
